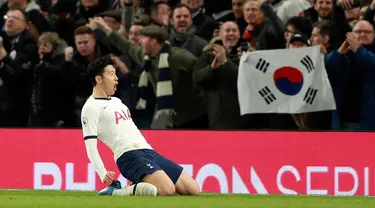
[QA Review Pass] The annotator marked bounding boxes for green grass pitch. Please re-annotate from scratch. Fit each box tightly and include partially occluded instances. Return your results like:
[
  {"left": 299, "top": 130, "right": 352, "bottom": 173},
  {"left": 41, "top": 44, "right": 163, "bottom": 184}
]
[{"left": 1, "top": 190, "right": 375, "bottom": 208}]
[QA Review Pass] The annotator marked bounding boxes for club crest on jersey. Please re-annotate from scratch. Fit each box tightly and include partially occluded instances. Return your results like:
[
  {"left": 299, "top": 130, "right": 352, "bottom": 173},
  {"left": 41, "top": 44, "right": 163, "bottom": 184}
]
[
  {"left": 115, "top": 109, "right": 132, "bottom": 124},
  {"left": 82, "top": 117, "right": 88, "bottom": 127}
]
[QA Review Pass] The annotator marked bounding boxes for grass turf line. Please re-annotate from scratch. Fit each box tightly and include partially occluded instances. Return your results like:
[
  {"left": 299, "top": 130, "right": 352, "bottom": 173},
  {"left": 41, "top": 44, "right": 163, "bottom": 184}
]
[{"left": 0, "top": 190, "right": 374, "bottom": 208}]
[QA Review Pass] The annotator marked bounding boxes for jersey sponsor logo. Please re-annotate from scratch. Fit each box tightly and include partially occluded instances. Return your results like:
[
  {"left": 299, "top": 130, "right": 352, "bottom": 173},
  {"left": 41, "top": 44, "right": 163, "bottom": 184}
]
[
  {"left": 82, "top": 117, "right": 88, "bottom": 127},
  {"left": 114, "top": 109, "right": 132, "bottom": 124}
]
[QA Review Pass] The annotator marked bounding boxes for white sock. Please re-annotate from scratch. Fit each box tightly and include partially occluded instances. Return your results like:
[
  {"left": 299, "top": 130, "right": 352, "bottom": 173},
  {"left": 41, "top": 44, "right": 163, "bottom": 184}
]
[{"left": 112, "top": 182, "right": 157, "bottom": 196}]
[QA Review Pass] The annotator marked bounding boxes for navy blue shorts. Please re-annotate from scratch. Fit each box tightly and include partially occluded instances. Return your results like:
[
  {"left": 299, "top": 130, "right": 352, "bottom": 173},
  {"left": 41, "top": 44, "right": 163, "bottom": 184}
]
[{"left": 116, "top": 149, "right": 183, "bottom": 184}]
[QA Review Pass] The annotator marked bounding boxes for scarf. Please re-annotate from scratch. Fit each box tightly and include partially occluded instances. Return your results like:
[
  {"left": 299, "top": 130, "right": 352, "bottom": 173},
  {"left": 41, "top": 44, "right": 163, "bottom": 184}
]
[
  {"left": 136, "top": 41, "right": 176, "bottom": 127},
  {"left": 242, "top": 18, "right": 263, "bottom": 48},
  {"left": 169, "top": 26, "right": 196, "bottom": 48}
]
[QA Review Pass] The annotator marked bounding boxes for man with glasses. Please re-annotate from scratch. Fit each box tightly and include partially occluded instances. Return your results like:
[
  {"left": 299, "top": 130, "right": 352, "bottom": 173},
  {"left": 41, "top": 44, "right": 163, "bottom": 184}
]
[
  {"left": 0, "top": 0, "right": 50, "bottom": 35},
  {"left": 0, "top": 8, "right": 38, "bottom": 126},
  {"left": 326, "top": 20, "right": 375, "bottom": 130},
  {"left": 284, "top": 16, "right": 312, "bottom": 46}
]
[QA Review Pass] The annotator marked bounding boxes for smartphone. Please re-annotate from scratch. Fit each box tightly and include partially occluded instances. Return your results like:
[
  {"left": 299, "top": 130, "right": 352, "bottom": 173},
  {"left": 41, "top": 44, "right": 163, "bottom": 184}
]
[
  {"left": 214, "top": 39, "right": 223, "bottom": 46},
  {"left": 240, "top": 42, "right": 249, "bottom": 52}
]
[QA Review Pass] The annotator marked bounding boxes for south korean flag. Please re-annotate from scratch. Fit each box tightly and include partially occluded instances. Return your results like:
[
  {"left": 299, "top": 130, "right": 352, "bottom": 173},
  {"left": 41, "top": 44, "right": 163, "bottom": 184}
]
[{"left": 237, "top": 45, "right": 336, "bottom": 114}]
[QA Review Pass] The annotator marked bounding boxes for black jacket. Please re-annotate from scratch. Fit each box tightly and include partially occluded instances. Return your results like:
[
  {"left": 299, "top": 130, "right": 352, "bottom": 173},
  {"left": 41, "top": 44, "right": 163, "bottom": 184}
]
[{"left": 0, "top": 30, "right": 38, "bottom": 126}]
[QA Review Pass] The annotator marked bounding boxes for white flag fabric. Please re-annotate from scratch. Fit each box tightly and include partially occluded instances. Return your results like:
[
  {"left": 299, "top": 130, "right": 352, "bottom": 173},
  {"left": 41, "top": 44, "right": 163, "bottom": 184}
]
[{"left": 237, "top": 45, "right": 336, "bottom": 115}]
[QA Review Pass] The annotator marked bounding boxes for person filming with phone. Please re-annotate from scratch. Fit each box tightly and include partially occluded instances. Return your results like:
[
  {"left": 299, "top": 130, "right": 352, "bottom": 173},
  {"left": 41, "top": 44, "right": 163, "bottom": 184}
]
[{"left": 193, "top": 21, "right": 250, "bottom": 129}]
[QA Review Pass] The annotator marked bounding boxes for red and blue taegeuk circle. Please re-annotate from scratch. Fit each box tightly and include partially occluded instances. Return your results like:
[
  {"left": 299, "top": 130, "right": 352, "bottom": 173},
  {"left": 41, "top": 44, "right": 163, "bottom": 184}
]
[{"left": 273, "top": 66, "right": 303, "bottom": 96}]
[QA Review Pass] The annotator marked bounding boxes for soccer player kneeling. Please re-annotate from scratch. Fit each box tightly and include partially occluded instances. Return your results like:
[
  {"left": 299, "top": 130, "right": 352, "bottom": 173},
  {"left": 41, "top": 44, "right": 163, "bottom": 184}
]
[{"left": 81, "top": 55, "right": 200, "bottom": 196}]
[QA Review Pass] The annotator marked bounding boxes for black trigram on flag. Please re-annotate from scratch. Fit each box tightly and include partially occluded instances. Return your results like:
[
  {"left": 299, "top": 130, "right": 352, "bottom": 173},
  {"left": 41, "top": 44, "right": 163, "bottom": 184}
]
[
  {"left": 255, "top": 58, "right": 270, "bottom": 73},
  {"left": 303, "top": 87, "right": 318, "bottom": 104},
  {"left": 259, "top": 86, "right": 276, "bottom": 104},
  {"left": 300, "top": 55, "right": 315, "bottom": 73}
]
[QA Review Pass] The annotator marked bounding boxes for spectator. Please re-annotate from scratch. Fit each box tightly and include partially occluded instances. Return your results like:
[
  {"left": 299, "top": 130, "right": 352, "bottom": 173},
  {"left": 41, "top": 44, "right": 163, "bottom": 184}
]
[
  {"left": 288, "top": 34, "right": 311, "bottom": 129},
  {"left": 345, "top": 7, "right": 361, "bottom": 27},
  {"left": 232, "top": 0, "right": 248, "bottom": 35},
  {"left": 194, "top": 21, "right": 249, "bottom": 129},
  {"left": 212, "top": 0, "right": 247, "bottom": 38},
  {"left": 150, "top": 2, "right": 171, "bottom": 27},
  {"left": 49, "top": 0, "right": 78, "bottom": 46},
  {"left": 63, "top": 25, "right": 117, "bottom": 127},
  {"left": 99, "top": 10, "right": 126, "bottom": 37},
  {"left": 115, "top": 20, "right": 156, "bottom": 128},
  {"left": 74, "top": 0, "right": 112, "bottom": 27},
  {"left": 169, "top": 4, "right": 207, "bottom": 57},
  {"left": 284, "top": 16, "right": 313, "bottom": 45},
  {"left": 181, "top": 0, "right": 219, "bottom": 41},
  {"left": 29, "top": 32, "right": 69, "bottom": 127},
  {"left": 91, "top": 17, "right": 207, "bottom": 129},
  {"left": 326, "top": 20, "right": 375, "bottom": 130},
  {"left": 288, "top": 33, "right": 332, "bottom": 130},
  {"left": 242, "top": 0, "right": 286, "bottom": 51},
  {"left": 301, "top": 0, "right": 352, "bottom": 44},
  {"left": 0, "top": 0, "right": 50, "bottom": 35},
  {"left": 0, "top": 9, "right": 38, "bottom": 126},
  {"left": 310, "top": 20, "right": 336, "bottom": 53},
  {"left": 242, "top": 0, "right": 287, "bottom": 129},
  {"left": 122, "top": 0, "right": 144, "bottom": 33},
  {"left": 362, "top": 0, "right": 375, "bottom": 27},
  {"left": 277, "top": 0, "right": 313, "bottom": 23}
]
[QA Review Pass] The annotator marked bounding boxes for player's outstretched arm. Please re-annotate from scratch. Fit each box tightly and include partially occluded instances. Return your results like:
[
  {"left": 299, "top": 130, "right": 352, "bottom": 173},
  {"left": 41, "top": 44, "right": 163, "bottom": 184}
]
[
  {"left": 81, "top": 103, "right": 112, "bottom": 183},
  {"left": 85, "top": 139, "right": 109, "bottom": 183}
]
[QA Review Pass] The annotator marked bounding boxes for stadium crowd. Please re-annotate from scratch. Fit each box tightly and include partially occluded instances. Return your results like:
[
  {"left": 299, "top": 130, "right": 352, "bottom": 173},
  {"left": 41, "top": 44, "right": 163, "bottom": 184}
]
[{"left": 0, "top": 0, "right": 373, "bottom": 131}]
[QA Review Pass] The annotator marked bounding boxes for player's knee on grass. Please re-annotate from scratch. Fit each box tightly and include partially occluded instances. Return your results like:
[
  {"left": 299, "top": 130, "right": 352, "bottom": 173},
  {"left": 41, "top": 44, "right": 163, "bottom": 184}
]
[
  {"left": 175, "top": 171, "right": 200, "bottom": 196},
  {"left": 142, "top": 170, "right": 176, "bottom": 196}
]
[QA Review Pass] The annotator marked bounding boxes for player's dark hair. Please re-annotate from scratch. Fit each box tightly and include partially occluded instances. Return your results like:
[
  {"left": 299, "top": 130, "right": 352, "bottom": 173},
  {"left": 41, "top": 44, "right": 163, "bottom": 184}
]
[{"left": 87, "top": 55, "right": 116, "bottom": 86}]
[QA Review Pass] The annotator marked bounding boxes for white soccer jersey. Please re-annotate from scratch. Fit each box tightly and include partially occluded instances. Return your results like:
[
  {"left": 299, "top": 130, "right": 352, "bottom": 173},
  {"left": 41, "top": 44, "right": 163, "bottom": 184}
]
[{"left": 81, "top": 96, "right": 152, "bottom": 181}]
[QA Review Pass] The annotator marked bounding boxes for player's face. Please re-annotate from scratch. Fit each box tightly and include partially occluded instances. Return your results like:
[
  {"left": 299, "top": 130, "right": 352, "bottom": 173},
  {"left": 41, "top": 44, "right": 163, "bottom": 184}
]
[{"left": 99, "top": 65, "right": 118, "bottom": 96}]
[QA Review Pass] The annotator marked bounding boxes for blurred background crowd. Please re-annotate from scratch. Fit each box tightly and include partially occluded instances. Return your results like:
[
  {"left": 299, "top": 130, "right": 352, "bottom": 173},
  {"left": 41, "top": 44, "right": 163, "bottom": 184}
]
[{"left": 0, "top": 0, "right": 374, "bottom": 131}]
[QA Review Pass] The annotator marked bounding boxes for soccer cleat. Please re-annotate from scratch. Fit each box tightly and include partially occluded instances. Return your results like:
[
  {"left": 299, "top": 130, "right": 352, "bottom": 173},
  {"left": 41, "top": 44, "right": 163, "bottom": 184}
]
[{"left": 97, "top": 180, "right": 122, "bottom": 196}]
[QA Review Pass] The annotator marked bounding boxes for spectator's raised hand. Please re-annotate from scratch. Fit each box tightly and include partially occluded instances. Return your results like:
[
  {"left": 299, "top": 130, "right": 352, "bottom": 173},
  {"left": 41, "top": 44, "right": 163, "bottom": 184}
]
[
  {"left": 338, "top": 40, "right": 350, "bottom": 54},
  {"left": 112, "top": 56, "right": 129, "bottom": 73},
  {"left": 87, "top": 18, "right": 99, "bottom": 31},
  {"left": 338, "top": 0, "right": 353, "bottom": 10},
  {"left": 346, "top": 32, "right": 361, "bottom": 52},
  {"left": 211, "top": 44, "right": 227, "bottom": 69},
  {"left": 91, "top": 17, "right": 113, "bottom": 35}
]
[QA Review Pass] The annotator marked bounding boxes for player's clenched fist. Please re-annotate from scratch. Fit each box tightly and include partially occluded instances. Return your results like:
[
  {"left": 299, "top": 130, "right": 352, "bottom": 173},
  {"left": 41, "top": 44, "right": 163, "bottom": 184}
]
[
  {"left": 65, "top": 46, "right": 74, "bottom": 61},
  {"left": 103, "top": 171, "right": 116, "bottom": 183}
]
